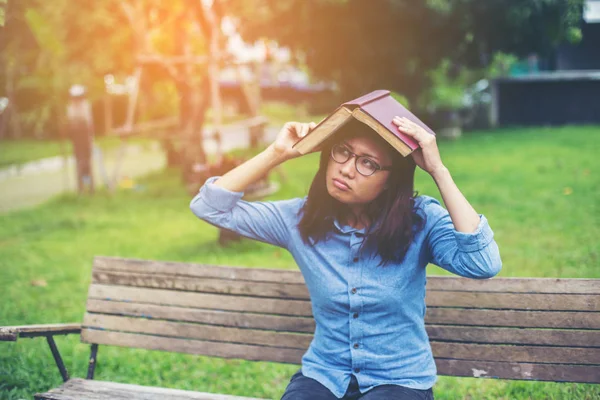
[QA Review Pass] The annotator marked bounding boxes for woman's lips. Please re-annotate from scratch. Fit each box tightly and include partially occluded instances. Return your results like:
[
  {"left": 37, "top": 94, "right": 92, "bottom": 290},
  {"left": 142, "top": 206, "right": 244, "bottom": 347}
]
[{"left": 333, "top": 178, "right": 350, "bottom": 191}]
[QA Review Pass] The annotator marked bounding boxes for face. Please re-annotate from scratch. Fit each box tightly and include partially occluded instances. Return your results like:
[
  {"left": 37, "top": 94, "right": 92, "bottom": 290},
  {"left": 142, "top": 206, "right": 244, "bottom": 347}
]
[{"left": 325, "top": 135, "right": 393, "bottom": 209}]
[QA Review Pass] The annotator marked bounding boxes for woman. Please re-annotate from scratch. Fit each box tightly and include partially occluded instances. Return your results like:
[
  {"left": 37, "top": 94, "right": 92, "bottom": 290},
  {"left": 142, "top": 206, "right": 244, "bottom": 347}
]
[{"left": 190, "top": 116, "right": 502, "bottom": 400}]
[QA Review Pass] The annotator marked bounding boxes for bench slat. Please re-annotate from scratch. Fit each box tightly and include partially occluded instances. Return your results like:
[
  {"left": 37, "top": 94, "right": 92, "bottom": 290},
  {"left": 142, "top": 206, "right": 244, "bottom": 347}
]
[
  {"left": 94, "top": 257, "right": 600, "bottom": 294},
  {"left": 81, "top": 329, "right": 305, "bottom": 364},
  {"left": 426, "top": 277, "right": 600, "bottom": 294},
  {"left": 83, "top": 314, "right": 313, "bottom": 349},
  {"left": 92, "top": 270, "right": 309, "bottom": 300},
  {"left": 88, "top": 284, "right": 313, "bottom": 317},
  {"left": 35, "top": 378, "right": 265, "bottom": 400},
  {"left": 86, "top": 300, "right": 316, "bottom": 333},
  {"left": 0, "top": 324, "right": 82, "bottom": 341},
  {"left": 81, "top": 329, "right": 600, "bottom": 377},
  {"left": 87, "top": 299, "right": 315, "bottom": 333},
  {"left": 83, "top": 311, "right": 600, "bottom": 348},
  {"left": 94, "top": 257, "right": 305, "bottom": 284},
  {"left": 431, "top": 342, "right": 600, "bottom": 365},
  {"left": 426, "top": 308, "right": 600, "bottom": 329},
  {"left": 427, "top": 325, "right": 600, "bottom": 347},
  {"left": 90, "top": 282, "right": 598, "bottom": 313},
  {"left": 87, "top": 297, "right": 600, "bottom": 332},
  {"left": 427, "top": 291, "right": 599, "bottom": 311},
  {"left": 435, "top": 359, "right": 600, "bottom": 384}
]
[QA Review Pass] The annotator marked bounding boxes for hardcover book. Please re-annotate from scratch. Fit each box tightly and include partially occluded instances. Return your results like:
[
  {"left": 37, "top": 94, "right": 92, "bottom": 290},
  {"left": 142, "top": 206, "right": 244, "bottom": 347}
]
[{"left": 293, "top": 89, "right": 435, "bottom": 156}]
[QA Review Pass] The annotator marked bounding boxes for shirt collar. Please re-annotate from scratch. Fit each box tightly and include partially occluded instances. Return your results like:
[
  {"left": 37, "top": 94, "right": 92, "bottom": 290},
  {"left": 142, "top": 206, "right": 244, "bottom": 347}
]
[{"left": 332, "top": 217, "right": 386, "bottom": 237}]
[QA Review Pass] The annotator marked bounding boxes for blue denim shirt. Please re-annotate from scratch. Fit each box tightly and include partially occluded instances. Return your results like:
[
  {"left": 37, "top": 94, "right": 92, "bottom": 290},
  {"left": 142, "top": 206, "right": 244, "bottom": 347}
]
[{"left": 190, "top": 177, "right": 502, "bottom": 397}]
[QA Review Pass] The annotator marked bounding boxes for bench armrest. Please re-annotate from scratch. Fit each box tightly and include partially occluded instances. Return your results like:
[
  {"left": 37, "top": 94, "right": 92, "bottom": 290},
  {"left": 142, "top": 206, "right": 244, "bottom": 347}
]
[{"left": 0, "top": 323, "right": 81, "bottom": 342}]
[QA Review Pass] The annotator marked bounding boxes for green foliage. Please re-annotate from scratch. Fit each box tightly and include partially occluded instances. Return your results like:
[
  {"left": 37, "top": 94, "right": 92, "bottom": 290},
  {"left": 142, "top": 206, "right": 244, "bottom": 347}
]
[
  {"left": 389, "top": 92, "right": 410, "bottom": 109},
  {"left": 422, "top": 59, "right": 470, "bottom": 111},
  {"left": 486, "top": 52, "right": 520, "bottom": 78},
  {"left": 231, "top": 0, "right": 585, "bottom": 106},
  {"left": 1, "top": 126, "right": 599, "bottom": 399}
]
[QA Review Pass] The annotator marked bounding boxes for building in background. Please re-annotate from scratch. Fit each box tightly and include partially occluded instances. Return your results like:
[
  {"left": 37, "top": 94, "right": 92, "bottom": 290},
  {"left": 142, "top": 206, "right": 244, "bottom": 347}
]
[{"left": 492, "top": 0, "right": 600, "bottom": 127}]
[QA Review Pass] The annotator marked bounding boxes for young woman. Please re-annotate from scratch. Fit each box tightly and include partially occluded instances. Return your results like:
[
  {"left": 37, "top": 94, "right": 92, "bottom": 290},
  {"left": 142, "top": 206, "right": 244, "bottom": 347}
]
[{"left": 190, "top": 117, "right": 502, "bottom": 400}]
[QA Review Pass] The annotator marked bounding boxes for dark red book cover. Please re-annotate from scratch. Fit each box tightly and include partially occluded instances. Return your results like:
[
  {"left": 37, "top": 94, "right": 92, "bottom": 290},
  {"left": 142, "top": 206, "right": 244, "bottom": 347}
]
[{"left": 344, "top": 90, "right": 435, "bottom": 151}]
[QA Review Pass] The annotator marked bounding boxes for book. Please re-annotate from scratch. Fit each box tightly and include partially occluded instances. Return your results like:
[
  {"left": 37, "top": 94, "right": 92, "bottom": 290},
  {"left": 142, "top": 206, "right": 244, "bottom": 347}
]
[{"left": 293, "top": 89, "right": 435, "bottom": 157}]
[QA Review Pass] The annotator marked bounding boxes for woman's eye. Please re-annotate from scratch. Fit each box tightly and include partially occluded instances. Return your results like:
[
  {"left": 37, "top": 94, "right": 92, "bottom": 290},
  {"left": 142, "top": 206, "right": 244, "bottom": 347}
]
[{"left": 361, "top": 158, "right": 375, "bottom": 168}]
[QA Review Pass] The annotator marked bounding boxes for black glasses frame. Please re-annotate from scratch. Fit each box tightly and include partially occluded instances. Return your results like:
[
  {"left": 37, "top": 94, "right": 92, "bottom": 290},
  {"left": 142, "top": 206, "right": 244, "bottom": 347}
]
[{"left": 330, "top": 144, "right": 393, "bottom": 177}]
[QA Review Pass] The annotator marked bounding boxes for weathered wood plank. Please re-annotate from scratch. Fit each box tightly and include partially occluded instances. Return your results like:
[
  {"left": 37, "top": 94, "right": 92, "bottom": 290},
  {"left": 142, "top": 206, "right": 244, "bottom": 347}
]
[
  {"left": 82, "top": 312, "right": 600, "bottom": 350},
  {"left": 86, "top": 300, "right": 315, "bottom": 333},
  {"left": 92, "top": 270, "right": 310, "bottom": 299},
  {"left": 0, "top": 323, "right": 81, "bottom": 340},
  {"left": 89, "top": 284, "right": 597, "bottom": 315},
  {"left": 426, "top": 291, "right": 599, "bottom": 311},
  {"left": 95, "top": 271, "right": 600, "bottom": 300},
  {"left": 94, "top": 257, "right": 600, "bottom": 294},
  {"left": 83, "top": 314, "right": 313, "bottom": 349},
  {"left": 425, "top": 308, "right": 600, "bottom": 329},
  {"left": 427, "top": 325, "right": 600, "bottom": 347},
  {"left": 87, "top": 299, "right": 600, "bottom": 347},
  {"left": 431, "top": 342, "right": 600, "bottom": 365},
  {"left": 94, "top": 256, "right": 305, "bottom": 284},
  {"left": 87, "top": 285, "right": 313, "bottom": 317},
  {"left": 81, "top": 329, "right": 305, "bottom": 364},
  {"left": 435, "top": 359, "right": 600, "bottom": 383},
  {"left": 427, "top": 277, "right": 600, "bottom": 294},
  {"left": 35, "top": 378, "right": 265, "bottom": 400},
  {"left": 0, "top": 327, "right": 17, "bottom": 341}
]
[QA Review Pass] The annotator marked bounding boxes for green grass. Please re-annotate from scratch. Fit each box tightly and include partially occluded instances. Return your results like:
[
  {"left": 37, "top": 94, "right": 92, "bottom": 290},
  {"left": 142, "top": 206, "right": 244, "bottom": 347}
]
[{"left": 1, "top": 125, "right": 599, "bottom": 399}]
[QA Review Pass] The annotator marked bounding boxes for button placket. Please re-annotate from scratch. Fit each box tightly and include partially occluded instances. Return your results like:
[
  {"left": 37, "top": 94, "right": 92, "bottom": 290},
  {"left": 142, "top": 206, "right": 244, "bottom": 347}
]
[{"left": 348, "top": 233, "right": 364, "bottom": 378}]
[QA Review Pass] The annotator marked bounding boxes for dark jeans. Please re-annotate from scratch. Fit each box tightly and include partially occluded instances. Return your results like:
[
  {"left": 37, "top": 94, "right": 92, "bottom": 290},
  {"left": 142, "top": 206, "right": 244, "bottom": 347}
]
[{"left": 281, "top": 370, "right": 434, "bottom": 400}]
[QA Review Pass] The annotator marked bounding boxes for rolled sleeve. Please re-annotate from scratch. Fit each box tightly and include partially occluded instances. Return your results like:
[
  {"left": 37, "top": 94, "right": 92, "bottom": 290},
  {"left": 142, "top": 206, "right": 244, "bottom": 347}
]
[
  {"left": 190, "top": 176, "right": 303, "bottom": 249},
  {"left": 417, "top": 195, "right": 502, "bottom": 279},
  {"left": 453, "top": 214, "right": 495, "bottom": 253},
  {"left": 194, "top": 176, "right": 244, "bottom": 212}
]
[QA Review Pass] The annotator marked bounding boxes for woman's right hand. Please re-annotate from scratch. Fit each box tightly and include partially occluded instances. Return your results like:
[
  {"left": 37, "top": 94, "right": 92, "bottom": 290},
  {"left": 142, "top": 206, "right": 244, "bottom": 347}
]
[{"left": 270, "top": 121, "right": 317, "bottom": 161}]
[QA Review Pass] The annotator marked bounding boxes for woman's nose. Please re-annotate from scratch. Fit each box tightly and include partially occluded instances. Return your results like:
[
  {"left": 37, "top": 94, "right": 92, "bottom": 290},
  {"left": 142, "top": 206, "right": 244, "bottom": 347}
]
[{"left": 340, "top": 157, "right": 355, "bottom": 177}]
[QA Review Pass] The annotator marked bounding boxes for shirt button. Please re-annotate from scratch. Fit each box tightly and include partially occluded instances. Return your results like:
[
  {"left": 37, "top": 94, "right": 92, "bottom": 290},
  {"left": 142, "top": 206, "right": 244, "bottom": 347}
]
[
  {"left": 353, "top": 257, "right": 359, "bottom": 262},
  {"left": 354, "top": 368, "right": 360, "bottom": 373},
  {"left": 351, "top": 288, "right": 357, "bottom": 294},
  {"left": 353, "top": 312, "right": 359, "bottom": 319},
  {"left": 353, "top": 343, "right": 359, "bottom": 349}
]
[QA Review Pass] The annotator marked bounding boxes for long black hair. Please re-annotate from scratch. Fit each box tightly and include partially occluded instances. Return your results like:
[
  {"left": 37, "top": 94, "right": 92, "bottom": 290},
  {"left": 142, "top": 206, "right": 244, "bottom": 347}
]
[{"left": 298, "top": 121, "right": 424, "bottom": 265}]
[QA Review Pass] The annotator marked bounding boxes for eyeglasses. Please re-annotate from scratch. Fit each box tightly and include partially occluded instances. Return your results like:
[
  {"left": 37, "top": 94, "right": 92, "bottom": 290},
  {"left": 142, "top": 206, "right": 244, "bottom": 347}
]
[{"left": 330, "top": 144, "right": 392, "bottom": 177}]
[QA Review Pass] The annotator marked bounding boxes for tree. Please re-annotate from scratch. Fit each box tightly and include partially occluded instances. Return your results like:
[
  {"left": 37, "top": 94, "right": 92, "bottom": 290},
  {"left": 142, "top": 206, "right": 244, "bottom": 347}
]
[{"left": 228, "top": 0, "right": 585, "bottom": 106}]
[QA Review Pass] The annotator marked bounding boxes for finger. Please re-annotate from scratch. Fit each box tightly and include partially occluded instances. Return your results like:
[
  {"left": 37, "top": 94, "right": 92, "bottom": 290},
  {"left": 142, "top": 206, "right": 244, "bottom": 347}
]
[
  {"left": 289, "top": 122, "right": 302, "bottom": 137},
  {"left": 299, "top": 123, "right": 310, "bottom": 138},
  {"left": 396, "top": 119, "right": 430, "bottom": 143},
  {"left": 308, "top": 122, "right": 317, "bottom": 130}
]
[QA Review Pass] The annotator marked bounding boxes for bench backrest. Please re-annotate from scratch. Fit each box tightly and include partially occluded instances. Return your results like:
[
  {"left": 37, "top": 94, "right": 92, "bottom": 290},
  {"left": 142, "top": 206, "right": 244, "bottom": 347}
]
[{"left": 82, "top": 256, "right": 600, "bottom": 384}]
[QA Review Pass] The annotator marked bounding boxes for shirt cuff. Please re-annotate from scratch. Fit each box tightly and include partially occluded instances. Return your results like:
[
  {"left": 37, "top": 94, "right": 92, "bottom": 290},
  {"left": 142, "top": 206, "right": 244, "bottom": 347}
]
[
  {"left": 453, "top": 214, "right": 495, "bottom": 253},
  {"left": 197, "top": 176, "right": 244, "bottom": 212}
]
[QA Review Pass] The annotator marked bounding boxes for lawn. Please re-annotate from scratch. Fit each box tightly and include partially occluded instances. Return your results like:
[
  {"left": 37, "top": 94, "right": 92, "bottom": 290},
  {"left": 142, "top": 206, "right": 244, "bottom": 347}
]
[{"left": 0, "top": 125, "right": 599, "bottom": 399}]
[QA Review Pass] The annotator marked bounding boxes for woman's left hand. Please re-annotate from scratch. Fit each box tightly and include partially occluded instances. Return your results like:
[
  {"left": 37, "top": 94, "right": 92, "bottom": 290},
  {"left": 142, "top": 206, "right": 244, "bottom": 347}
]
[{"left": 393, "top": 116, "right": 446, "bottom": 177}]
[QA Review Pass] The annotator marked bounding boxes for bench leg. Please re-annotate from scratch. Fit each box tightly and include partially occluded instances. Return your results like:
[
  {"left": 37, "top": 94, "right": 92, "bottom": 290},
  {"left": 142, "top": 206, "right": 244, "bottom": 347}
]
[
  {"left": 87, "top": 343, "right": 98, "bottom": 380},
  {"left": 46, "top": 336, "right": 69, "bottom": 382}
]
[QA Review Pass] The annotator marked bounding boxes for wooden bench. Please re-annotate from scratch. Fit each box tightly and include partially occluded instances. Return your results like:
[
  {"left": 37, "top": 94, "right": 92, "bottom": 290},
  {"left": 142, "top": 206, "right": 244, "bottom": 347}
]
[{"left": 3, "top": 256, "right": 599, "bottom": 399}]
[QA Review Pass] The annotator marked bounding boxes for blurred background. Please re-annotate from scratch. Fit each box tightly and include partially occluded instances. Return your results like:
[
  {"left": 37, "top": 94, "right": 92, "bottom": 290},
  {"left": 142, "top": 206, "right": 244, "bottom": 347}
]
[{"left": 0, "top": 0, "right": 599, "bottom": 399}]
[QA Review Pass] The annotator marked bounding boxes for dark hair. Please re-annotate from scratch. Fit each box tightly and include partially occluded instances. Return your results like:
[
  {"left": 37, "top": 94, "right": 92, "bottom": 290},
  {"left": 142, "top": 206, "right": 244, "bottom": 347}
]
[{"left": 298, "top": 121, "right": 424, "bottom": 265}]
